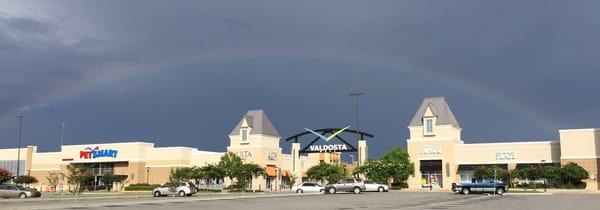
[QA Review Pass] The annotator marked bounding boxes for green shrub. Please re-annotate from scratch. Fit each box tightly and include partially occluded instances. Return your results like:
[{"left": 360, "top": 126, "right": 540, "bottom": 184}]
[
  {"left": 124, "top": 184, "right": 161, "bottom": 191},
  {"left": 390, "top": 182, "right": 408, "bottom": 190}
]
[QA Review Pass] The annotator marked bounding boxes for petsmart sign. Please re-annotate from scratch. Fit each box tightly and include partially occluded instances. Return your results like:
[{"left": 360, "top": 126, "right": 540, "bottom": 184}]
[{"left": 80, "top": 146, "right": 119, "bottom": 159}]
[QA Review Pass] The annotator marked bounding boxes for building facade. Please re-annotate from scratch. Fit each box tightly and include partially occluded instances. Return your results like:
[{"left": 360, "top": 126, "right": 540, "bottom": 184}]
[
  {"left": 0, "top": 110, "right": 334, "bottom": 192},
  {"left": 407, "top": 97, "right": 600, "bottom": 190}
]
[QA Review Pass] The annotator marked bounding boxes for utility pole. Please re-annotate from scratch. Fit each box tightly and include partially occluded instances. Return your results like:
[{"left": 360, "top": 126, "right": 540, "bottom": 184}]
[
  {"left": 16, "top": 115, "right": 24, "bottom": 177},
  {"left": 60, "top": 121, "right": 65, "bottom": 146},
  {"left": 349, "top": 92, "right": 364, "bottom": 165}
]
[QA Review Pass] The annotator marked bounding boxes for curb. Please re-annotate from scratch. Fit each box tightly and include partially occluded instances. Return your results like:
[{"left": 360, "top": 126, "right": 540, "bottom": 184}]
[{"left": 6, "top": 193, "right": 319, "bottom": 210}]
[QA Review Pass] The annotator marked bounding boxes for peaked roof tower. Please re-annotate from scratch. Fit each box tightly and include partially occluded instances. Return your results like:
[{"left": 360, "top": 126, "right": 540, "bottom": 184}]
[
  {"left": 229, "top": 110, "right": 280, "bottom": 137},
  {"left": 409, "top": 97, "right": 460, "bottom": 128}
]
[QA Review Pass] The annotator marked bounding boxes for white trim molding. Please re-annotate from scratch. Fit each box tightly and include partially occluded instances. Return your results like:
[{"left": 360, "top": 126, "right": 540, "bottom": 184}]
[
  {"left": 561, "top": 156, "right": 600, "bottom": 160},
  {"left": 559, "top": 128, "right": 600, "bottom": 133}
]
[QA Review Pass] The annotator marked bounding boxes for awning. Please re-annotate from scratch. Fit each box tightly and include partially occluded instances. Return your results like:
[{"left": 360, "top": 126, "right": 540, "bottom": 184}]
[
  {"left": 282, "top": 170, "right": 291, "bottom": 177},
  {"left": 457, "top": 164, "right": 508, "bottom": 171},
  {"left": 515, "top": 163, "right": 556, "bottom": 170},
  {"left": 266, "top": 165, "right": 277, "bottom": 177}
]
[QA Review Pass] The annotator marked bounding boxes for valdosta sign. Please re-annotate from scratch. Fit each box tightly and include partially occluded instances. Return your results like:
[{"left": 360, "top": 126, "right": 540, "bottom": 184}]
[{"left": 304, "top": 126, "right": 353, "bottom": 152}]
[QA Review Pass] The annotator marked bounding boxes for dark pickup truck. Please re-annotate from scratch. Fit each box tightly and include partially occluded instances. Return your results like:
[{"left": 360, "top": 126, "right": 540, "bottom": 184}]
[{"left": 452, "top": 181, "right": 507, "bottom": 195}]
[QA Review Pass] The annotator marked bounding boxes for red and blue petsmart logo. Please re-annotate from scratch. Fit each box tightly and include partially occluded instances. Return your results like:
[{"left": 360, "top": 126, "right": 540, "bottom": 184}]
[{"left": 80, "top": 146, "right": 118, "bottom": 159}]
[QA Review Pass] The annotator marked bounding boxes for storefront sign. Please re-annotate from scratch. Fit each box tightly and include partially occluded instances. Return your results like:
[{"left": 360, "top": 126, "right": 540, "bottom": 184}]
[
  {"left": 421, "top": 145, "right": 441, "bottom": 154},
  {"left": 80, "top": 146, "right": 118, "bottom": 159},
  {"left": 308, "top": 144, "right": 350, "bottom": 152},
  {"left": 496, "top": 152, "right": 516, "bottom": 160},
  {"left": 304, "top": 126, "right": 353, "bottom": 152},
  {"left": 237, "top": 151, "right": 253, "bottom": 159}
]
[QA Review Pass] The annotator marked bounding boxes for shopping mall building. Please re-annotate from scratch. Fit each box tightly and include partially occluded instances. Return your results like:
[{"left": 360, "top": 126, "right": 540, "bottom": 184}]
[
  {"left": 1, "top": 97, "right": 598, "bottom": 191},
  {"left": 406, "top": 97, "right": 600, "bottom": 190},
  {"left": 0, "top": 110, "right": 338, "bottom": 192}
]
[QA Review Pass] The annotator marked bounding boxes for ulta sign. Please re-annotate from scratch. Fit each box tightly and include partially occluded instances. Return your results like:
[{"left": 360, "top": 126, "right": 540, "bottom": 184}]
[{"left": 80, "top": 146, "right": 118, "bottom": 159}]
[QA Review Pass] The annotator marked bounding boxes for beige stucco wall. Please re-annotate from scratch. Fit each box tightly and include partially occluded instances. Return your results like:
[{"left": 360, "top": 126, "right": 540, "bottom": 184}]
[
  {"left": 456, "top": 141, "right": 560, "bottom": 165},
  {"left": 559, "top": 129, "right": 600, "bottom": 190}
]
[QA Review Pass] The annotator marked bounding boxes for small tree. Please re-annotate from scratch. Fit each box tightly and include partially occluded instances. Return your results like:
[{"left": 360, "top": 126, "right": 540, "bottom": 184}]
[
  {"left": 14, "top": 175, "right": 38, "bottom": 186},
  {"left": 325, "top": 164, "right": 346, "bottom": 184},
  {"left": 100, "top": 172, "right": 128, "bottom": 191},
  {"left": 46, "top": 172, "right": 62, "bottom": 192},
  {"left": 307, "top": 163, "right": 332, "bottom": 185},
  {"left": 236, "top": 163, "right": 266, "bottom": 190},
  {"left": 66, "top": 164, "right": 90, "bottom": 196},
  {"left": 288, "top": 174, "right": 298, "bottom": 187},
  {"left": 560, "top": 162, "right": 589, "bottom": 185},
  {"left": 218, "top": 152, "right": 243, "bottom": 186},
  {"left": 542, "top": 166, "right": 561, "bottom": 187},
  {"left": 380, "top": 147, "right": 414, "bottom": 184},
  {"left": 0, "top": 168, "right": 13, "bottom": 184},
  {"left": 200, "top": 164, "right": 224, "bottom": 184},
  {"left": 525, "top": 167, "right": 542, "bottom": 191}
]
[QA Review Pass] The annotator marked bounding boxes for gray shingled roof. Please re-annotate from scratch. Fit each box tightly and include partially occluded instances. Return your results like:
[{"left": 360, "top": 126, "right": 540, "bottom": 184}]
[
  {"left": 229, "top": 110, "right": 280, "bottom": 137},
  {"left": 409, "top": 97, "right": 460, "bottom": 128}
]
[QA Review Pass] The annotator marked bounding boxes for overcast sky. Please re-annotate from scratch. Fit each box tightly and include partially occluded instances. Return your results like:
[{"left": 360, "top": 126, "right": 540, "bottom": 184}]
[{"left": 1, "top": 1, "right": 599, "bottom": 158}]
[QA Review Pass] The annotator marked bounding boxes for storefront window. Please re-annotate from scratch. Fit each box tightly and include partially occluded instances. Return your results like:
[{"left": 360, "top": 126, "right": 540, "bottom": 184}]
[
  {"left": 459, "top": 170, "right": 474, "bottom": 183},
  {"left": 241, "top": 129, "right": 248, "bottom": 142}
]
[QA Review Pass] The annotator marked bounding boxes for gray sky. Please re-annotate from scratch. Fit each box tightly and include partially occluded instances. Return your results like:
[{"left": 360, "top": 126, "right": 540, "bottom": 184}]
[{"left": 1, "top": 0, "right": 599, "bottom": 158}]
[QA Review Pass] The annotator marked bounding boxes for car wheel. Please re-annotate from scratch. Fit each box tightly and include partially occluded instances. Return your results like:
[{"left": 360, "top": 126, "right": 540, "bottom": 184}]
[
  {"left": 378, "top": 187, "right": 384, "bottom": 192},
  {"left": 153, "top": 191, "right": 161, "bottom": 197},
  {"left": 296, "top": 189, "right": 303, "bottom": 194},
  {"left": 495, "top": 188, "right": 504, "bottom": 195},
  {"left": 461, "top": 188, "right": 470, "bottom": 195},
  {"left": 19, "top": 193, "right": 27, "bottom": 199},
  {"left": 178, "top": 191, "right": 186, "bottom": 197},
  {"left": 328, "top": 187, "right": 336, "bottom": 194},
  {"left": 353, "top": 187, "right": 361, "bottom": 194}
]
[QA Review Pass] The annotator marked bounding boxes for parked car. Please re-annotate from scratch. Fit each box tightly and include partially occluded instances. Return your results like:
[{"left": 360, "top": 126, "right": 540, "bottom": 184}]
[
  {"left": 452, "top": 181, "right": 507, "bottom": 195},
  {"left": 325, "top": 178, "right": 366, "bottom": 194},
  {"left": 363, "top": 180, "right": 389, "bottom": 192},
  {"left": 292, "top": 182, "right": 324, "bottom": 193},
  {"left": 152, "top": 182, "right": 197, "bottom": 197},
  {"left": 0, "top": 185, "right": 42, "bottom": 198}
]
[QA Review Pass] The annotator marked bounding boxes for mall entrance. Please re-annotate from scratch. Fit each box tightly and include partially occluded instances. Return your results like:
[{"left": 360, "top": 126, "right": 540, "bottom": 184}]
[
  {"left": 420, "top": 160, "right": 443, "bottom": 189},
  {"left": 71, "top": 161, "right": 128, "bottom": 191}
]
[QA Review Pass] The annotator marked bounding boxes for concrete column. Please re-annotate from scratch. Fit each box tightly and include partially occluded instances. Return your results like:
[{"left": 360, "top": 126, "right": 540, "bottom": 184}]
[
  {"left": 358, "top": 140, "right": 368, "bottom": 167},
  {"left": 291, "top": 143, "right": 301, "bottom": 184}
]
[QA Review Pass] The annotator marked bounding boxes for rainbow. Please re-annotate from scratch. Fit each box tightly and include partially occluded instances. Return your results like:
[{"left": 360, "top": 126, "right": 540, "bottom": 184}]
[{"left": 0, "top": 46, "right": 557, "bottom": 133}]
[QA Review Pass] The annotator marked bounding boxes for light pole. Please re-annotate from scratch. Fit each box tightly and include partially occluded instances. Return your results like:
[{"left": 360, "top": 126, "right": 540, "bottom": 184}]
[
  {"left": 541, "top": 160, "right": 546, "bottom": 192},
  {"left": 349, "top": 92, "right": 364, "bottom": 165},
  {"left": 16, "top": 115, "right": 24, "bottom": 178}
]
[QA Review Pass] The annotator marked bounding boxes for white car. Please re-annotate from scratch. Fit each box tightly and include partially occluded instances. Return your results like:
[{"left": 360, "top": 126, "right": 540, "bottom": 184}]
[
  {"left": 292, "top": 182, "right": 324, "bottom": 193},
  {"left": 153, "top": 182, "right": 197, "bottom": 197},
  {"left": 363, "top": 180, "right": 389, "bottom": 192}
]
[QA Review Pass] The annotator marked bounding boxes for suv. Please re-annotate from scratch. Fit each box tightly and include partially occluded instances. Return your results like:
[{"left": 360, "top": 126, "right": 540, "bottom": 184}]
[
  {"left": 0, "top": 185, "right": 41, "bottom": 198},
  {"left": 325, "top": 178, "right": 366, "bottom": 194},
  {"left": 153, "top": 182, "right": 197, "bottom": 197},
  {"left": 453, "top": 181, "right": 507, "bottom": 195}
]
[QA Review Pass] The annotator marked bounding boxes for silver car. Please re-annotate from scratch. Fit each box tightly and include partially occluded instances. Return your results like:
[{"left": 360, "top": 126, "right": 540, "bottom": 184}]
[
  {"left": 0, "top": 185, "right": 42, "bottom": 198},
  {"left": 291, "top": 182, "right": 324, "bottom": 193},
  {"left": 363, "top": 180, "right": 389, "bottom": 192},
  {"left": 325, "top": 178, "right": 366, "bottom": 194},
  {"left": 153, "top": 182, "right": 197, "bottom": 197}
]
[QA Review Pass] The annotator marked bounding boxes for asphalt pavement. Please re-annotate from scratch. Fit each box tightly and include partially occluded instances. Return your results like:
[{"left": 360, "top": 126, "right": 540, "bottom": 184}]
[{"left": 3, "top": 191, "right": 600, "bottom": 210}]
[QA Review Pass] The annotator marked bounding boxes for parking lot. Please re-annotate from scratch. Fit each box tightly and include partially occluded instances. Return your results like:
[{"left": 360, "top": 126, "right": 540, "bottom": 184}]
[{"left": 3, "top": 191, "right": 600, "bottom": 210}]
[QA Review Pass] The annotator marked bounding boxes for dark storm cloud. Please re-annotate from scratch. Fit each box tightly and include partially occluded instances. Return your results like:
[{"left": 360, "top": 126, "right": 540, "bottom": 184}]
[{"left": 1, "top": 1, "right": 599, "bottom": 157}]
